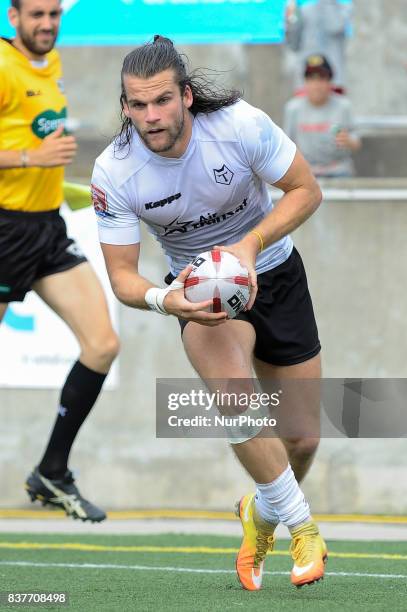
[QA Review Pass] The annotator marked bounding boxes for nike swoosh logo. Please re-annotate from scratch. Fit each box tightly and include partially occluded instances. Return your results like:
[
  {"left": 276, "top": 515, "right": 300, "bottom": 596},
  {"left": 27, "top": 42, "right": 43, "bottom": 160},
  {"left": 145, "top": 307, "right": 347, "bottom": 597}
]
[
  {"left": 243, "top": 494, "right": 255, "bottom": 522},
  {"left": 292, "top": 561, "right": 314, "bottom": 577},
  {"left": 251, "top": 564, "right": 263, "bottom": 589}
]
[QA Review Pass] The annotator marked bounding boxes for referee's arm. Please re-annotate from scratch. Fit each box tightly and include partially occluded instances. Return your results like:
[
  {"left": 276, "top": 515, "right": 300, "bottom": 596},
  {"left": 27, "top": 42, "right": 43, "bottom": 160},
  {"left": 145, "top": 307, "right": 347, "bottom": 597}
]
[{"left": 0, "top": 126, "right": 77, "bottom": 168}]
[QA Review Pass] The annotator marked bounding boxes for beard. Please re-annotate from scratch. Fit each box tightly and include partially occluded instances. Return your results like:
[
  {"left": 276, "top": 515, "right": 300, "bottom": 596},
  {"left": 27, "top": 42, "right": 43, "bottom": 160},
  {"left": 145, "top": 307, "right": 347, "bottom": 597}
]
[
  {"left": 136, "top": 109, "right": 185, "bottom": 154},
  {"left": 18, "top": 25, "right": 58, "bottom": 56}
]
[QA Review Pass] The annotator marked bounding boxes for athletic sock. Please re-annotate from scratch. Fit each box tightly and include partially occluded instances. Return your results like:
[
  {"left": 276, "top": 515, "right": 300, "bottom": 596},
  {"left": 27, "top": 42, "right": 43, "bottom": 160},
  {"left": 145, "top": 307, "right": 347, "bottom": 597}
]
[
  {"left": 255, "top": 464, "right": 311, "bottom": 528},
  {"left": 38, "top": 361, "right": 107, "bottom": 479},
  {"left": 254, "top": 489, "right": 280, "bottom": 526}
]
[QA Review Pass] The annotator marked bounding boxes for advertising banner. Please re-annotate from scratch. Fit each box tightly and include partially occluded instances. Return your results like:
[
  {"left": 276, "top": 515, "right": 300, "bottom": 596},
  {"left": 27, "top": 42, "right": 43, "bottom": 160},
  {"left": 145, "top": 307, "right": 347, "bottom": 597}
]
[{"left": 0, "top": 206, "right": 119, "bottom": 389}]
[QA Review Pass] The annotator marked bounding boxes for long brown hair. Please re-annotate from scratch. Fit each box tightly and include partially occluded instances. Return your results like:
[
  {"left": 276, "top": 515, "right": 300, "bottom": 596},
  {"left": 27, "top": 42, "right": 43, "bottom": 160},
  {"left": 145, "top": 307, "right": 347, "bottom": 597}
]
[{"left": 116, "top": 35, "right": 242, "bottom": 151}]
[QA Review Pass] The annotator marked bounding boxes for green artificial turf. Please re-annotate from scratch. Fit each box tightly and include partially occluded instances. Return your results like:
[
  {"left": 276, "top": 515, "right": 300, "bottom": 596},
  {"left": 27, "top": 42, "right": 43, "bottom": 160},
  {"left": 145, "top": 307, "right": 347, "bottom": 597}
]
[{"left": 0, "top": 533, "right": 406, "bottom": 611}]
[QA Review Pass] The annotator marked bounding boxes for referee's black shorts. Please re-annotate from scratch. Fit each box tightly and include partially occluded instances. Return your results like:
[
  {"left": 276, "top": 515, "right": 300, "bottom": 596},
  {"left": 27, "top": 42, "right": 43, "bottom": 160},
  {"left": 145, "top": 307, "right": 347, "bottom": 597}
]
[
  {"left": 0, "top": 207, "right": 87, "bottom": 303},
  {"left": 166, "top": 246, "right": 321, "bottom": 367}
]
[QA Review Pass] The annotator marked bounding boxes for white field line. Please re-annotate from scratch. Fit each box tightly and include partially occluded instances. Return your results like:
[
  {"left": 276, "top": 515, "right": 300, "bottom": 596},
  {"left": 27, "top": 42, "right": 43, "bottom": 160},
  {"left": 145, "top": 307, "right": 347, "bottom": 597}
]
[{"left": 0, "top": 561, "right": 406, "bottom": 580}]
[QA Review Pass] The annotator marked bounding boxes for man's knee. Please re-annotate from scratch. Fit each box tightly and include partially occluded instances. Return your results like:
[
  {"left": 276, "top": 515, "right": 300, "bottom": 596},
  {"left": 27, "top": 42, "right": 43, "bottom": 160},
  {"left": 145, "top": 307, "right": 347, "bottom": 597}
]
[
  {"left": 284, "top": 437, "right": 320, "bottom": 461},
  {"left": 102, "top": 333, "right": 120, "bottom": 364},
  {"left": 82, "top": 330, "right": 120, "bottom": 368}
]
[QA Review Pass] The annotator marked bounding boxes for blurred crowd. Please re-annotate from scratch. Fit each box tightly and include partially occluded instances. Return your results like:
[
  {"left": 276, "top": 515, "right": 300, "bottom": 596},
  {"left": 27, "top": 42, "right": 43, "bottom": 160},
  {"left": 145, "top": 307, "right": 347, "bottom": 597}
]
[{"left": 283, "top": 0, "right": 361, "bottom": 178}]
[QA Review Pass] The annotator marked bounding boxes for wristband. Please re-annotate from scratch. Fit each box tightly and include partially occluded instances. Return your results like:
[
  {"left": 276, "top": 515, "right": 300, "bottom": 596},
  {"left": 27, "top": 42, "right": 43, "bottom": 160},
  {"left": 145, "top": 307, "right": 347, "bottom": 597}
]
[
  {"left": 145, "top": 279, "right": 184, "bottom": 315},
  {"left": 21, "top": 149, "right": 29, "bottom": 168},
  {"left": 250, "top": 230, "right": 264, "bottom": 253}
]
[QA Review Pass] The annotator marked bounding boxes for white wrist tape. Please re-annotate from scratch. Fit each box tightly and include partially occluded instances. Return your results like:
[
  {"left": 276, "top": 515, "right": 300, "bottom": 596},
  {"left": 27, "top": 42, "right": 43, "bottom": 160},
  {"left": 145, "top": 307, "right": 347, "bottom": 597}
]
[{"left": 145, "top": 279, "right": 184, "bottom": 315}]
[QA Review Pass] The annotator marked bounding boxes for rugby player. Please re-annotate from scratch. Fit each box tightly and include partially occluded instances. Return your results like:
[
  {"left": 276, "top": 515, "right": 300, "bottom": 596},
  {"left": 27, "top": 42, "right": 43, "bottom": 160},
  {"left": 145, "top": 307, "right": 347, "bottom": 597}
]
[
  {"left": 0, "top": 0, "right": 119, "bottom": 522},
  {"left": 92, "top": 36, "right": 327, "bottom": 588}
]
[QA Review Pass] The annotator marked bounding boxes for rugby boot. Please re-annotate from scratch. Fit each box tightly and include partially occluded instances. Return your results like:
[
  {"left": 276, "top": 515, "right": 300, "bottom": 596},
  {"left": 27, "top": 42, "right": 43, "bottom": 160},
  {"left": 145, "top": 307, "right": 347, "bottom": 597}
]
[
  {"left": 235, "top": 493, "right": 277, "bottom": 591},
  {"left": 290, "top": 520, "right": 328, "bottom": 587},
  {"left": 25, "top": 467, "right": 106, "bottom": 523}
]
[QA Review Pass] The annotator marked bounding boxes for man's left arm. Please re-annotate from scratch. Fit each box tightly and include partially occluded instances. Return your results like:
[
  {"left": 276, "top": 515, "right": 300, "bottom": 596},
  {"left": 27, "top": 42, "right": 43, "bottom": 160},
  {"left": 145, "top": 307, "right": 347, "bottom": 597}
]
[
  {"left": 218, "top": 150, "right": 321, "bottom": 308},
  {"left": 241, "top": 150, "right": 322, "bottom": 254}
]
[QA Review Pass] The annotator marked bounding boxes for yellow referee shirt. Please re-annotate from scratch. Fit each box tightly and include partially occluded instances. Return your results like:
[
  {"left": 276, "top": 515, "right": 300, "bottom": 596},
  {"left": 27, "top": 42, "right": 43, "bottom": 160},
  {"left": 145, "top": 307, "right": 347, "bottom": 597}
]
[{"left": 0, "top": 38, "right": 67, "bottom": 212}]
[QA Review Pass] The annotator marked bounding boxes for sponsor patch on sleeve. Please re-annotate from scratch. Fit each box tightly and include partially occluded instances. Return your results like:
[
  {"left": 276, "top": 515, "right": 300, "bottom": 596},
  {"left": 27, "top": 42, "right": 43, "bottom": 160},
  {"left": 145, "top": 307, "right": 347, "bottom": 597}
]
[{"left": 91, "top": 184, "right": 116, "bottom": 218}]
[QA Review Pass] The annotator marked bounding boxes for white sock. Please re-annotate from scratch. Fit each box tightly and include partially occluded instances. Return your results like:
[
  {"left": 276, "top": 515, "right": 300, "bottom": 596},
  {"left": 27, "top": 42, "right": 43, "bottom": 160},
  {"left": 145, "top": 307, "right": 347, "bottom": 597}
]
[{"left": 255, "top": 464, "right": 311, "bottom": 529}]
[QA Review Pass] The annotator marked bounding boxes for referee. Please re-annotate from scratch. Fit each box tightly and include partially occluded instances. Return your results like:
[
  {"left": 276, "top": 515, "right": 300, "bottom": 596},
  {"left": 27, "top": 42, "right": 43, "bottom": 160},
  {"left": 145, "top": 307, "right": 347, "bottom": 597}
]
[{"left": 0, "top": 0, "right": 119, "bottom": 522}]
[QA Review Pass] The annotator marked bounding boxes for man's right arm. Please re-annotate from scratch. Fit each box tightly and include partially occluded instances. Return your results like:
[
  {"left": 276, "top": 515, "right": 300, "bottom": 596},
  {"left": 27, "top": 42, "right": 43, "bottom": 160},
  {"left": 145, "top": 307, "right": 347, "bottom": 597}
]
[
  {"left": 101, "top": 242, "right": 155, "bottom": 309},
  {"left": 101, "top": 242, "right": 227, "bottom": 326},
  {"left": 0, "top": 125, "right": 77, "bottom": 169}
]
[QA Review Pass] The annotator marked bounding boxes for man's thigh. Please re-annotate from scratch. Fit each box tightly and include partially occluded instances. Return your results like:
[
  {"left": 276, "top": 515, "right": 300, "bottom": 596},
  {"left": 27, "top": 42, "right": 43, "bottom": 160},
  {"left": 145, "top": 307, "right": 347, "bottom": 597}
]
[
  {"left": 183, "top": 319, "right": 266, "bottom": 443},
  {"left": 254, "top": 354, "right": 322, "bottom": 441},
  {"left": 248, "top": 248, "right": 321, "bottom": 367},
  {"left": 0, "top": 208, "right": 87, "bottom": 303},
  {"left": 0, "top": 209, "right": 41, "bottom": 303},
  {"left": 183, "top": 318, "right": 256, "bottom": 380},
  {"left": 183, "top": 318, "right": 258, "bottom": 411},
  {"left": 33, "top": 262, "right": 114, "bottom": 345}
]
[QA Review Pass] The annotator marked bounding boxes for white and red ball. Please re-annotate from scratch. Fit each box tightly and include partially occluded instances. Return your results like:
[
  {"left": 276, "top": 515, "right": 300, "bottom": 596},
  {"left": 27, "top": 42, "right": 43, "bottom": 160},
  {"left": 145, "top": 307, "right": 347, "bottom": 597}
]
[{"left": 184, "top": 250, "right": 250, "bottom": 319}]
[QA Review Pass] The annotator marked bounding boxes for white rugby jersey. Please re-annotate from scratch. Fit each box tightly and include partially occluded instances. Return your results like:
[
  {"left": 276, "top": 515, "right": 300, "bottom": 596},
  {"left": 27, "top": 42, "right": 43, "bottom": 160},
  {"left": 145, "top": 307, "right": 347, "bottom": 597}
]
[{"left": 92, "top": 100, "right": 296, "bottom": 276}]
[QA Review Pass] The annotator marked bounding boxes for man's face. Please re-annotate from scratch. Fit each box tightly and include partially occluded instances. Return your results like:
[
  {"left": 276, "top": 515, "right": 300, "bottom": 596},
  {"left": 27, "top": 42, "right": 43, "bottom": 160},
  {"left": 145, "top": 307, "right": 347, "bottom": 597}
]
[
  {"left": 8, "top": 0, "right": 62, "bottom": 57},
  {"left": 122, "top": 69, "right": 193, "bottom": 158},
  {"left": 304, "top": 74, "right": 332, "bottom": 106}
]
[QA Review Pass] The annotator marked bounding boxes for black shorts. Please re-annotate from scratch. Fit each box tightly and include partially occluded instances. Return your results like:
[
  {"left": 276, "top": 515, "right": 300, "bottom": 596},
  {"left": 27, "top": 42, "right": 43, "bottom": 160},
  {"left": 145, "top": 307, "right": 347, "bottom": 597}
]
[
  {"left": 0, "top": 207, "right": 87, "bottom": 303},
  {"left": 166, "top": 247, "right": 321, "bottom": 366}
]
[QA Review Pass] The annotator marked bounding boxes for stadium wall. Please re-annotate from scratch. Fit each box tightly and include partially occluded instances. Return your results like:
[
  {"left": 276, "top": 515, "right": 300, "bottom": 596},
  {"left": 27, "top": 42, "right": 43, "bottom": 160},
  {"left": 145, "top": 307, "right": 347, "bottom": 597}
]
[
  {"left": 59, "top": 0, "right": 407, "bottom": 134},
  {"left": 59, "top": 0, "right": 407, "bottom": 179},
  {"left": 1, "top": 191, "right": 407, "bottom": 513},
  {"left": 1, "top": 0, "right": 406, "bottom": 513}
]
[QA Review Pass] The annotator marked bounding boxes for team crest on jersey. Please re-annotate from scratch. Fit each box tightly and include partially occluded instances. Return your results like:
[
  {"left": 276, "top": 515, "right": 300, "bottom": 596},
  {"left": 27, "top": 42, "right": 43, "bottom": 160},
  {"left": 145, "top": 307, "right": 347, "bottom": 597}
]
[
  {"left": 91, "top": 184, "right": 116, "bottom": 218},
  {"left": 213, "top": 164, "right": 234, "bottom": 185}
]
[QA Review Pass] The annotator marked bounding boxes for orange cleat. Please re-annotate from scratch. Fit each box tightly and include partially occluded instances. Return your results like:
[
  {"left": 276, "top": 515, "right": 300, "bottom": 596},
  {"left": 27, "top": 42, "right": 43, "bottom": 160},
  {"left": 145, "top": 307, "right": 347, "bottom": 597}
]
[
  {"left": 290, "top": 520, "right": 328, "bottom": 587},
  {"left": 235, "top": 493, "right": 277, "bottom": 591}
]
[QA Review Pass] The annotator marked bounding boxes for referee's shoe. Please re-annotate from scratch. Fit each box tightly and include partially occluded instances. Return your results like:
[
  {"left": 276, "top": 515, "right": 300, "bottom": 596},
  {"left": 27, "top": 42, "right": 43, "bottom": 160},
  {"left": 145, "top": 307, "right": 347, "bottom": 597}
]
[{"left": 25, "top": 467, "right": 106, "bottom": 523}]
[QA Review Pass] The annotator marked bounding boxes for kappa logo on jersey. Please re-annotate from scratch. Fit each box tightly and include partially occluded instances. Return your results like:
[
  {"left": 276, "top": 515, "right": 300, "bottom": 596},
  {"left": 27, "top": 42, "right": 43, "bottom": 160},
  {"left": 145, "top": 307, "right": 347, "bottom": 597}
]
[
  {"left": 26, "top": 89, "right": 42, "bottom": 97},
  {"left": 144, "top": 192, "right": 181, "bottom": 210},
  {"left": 213, "top": 164, "right": 234, "bottom": 185},
  {"left": 162, "top": 198, "right": 248, "bottom": 236},
  {"left": 91, "top": 184, "right": 116, "bottom": 218}
]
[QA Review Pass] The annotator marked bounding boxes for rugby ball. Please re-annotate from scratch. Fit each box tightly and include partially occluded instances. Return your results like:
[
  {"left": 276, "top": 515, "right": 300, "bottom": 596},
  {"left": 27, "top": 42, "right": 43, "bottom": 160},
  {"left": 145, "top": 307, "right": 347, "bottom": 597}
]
[{"left": 184, "top": 250, "right": 250, "bottom": 319}]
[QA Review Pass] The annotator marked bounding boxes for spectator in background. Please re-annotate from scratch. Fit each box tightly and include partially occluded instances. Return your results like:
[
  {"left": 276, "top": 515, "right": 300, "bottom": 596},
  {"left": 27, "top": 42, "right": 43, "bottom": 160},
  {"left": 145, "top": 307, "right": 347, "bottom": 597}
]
[
  {"left": 285, "top": 0, "right": 352, "bottom": 94},
  {"left": 284, "top": 55, "right": 361, "bottom": 178}
]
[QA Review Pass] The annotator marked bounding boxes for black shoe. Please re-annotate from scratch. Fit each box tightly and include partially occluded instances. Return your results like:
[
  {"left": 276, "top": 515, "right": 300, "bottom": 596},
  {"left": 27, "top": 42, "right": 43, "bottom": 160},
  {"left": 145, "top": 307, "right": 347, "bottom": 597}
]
[{"left": 25, "top": 467, "right": 106, "bottom": 523}]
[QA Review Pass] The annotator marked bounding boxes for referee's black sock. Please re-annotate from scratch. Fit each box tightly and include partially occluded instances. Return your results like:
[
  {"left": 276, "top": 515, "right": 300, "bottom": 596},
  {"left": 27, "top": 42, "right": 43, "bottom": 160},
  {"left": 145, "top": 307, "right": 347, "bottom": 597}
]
[{"left": 38, "top": 361, "right": 107, "bottom": 480}]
